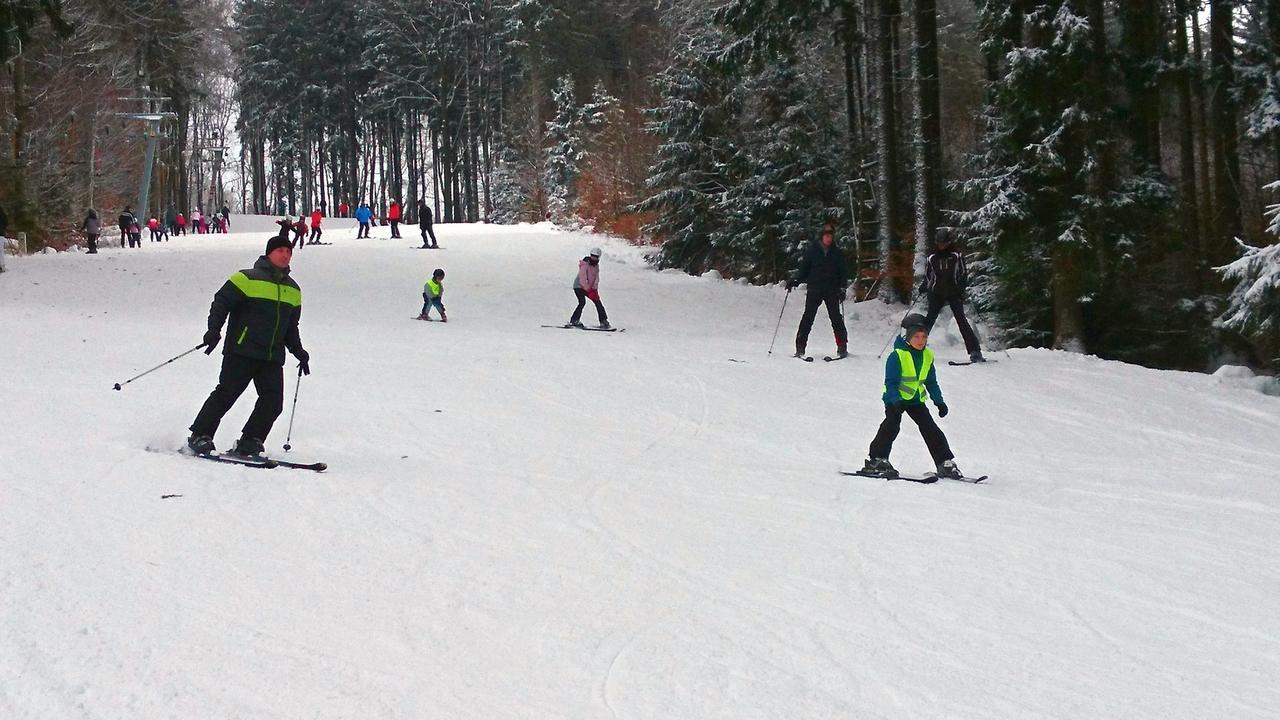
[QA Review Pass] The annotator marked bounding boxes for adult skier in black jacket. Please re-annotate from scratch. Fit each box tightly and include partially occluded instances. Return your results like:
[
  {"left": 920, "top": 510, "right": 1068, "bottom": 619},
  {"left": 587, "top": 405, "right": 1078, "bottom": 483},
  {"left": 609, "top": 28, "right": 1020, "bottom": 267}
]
[
  {"left": 786, "top": 222, "right": 849, "bottom": 359},
  {"left": 921, "top": 228, "right": 984, "bottom": 362},
  {"left": 187, "top": 236, "right": 311, "bottom": 458}
]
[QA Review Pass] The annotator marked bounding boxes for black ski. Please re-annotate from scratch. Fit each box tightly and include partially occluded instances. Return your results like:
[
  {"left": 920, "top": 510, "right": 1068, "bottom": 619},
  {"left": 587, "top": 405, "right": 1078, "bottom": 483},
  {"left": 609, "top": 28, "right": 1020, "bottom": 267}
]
[
  {"left": 541, "top": 324, "right": 622, "bottom": 332},
  {"left": 411, "top": 245, "right": 443, "bottom": 250},
  {"left": 925, "top": 472, "right": 987, "bottom": 483},
  {"left": 271, "top": 458, "right": 328, "bottom": 472},
  {"left": 182, "top": 449, "right": 277, "bottom": 468},
  {"left": 840, "top": 470, "right": 936, "bottom": 484},
  {"left": 793, "top": 354, "right": 814, "bottom": 362},
  {"left": 822, "top": 354, "right": 850, "bottom": 362},
  {"left": 948, "top": 359, "right": 997, "bottom": 366}
]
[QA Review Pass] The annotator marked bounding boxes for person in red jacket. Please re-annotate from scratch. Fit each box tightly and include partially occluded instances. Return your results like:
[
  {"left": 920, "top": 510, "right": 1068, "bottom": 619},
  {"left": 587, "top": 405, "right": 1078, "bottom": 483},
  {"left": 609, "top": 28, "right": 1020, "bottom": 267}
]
[
  {"left": 147, "top": 216, "right": 161, "bottom": 242},
  {"left": 388, "top": 200, "right": 402, "bottom": 239},
  {"left": 176, "top": 212, "right": 187, "bottom": 235},
  {"left": 309, "top": 209, "right": 323, "bottom": 244},
  {"left": 291, "top": 215, "right": 307, "bottom": 249},
  {"left": 338, "top": 201, "right": 349, "bottom": 218}
]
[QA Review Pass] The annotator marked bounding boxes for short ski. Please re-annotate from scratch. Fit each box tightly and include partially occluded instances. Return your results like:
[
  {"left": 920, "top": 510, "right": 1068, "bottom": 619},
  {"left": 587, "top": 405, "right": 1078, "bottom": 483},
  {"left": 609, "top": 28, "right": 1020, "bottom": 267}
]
[
  {"left": 841, "top": 470, "right": 935, "bottom": 484},
  {"left": 411, "top": 245, "right": 442, "bottom": 250},
  {"left": 793, "top": 354, "right": 814, "bottom": 362},
  {"left": 823, "top": 354, "right": 849, "bottom": 362},
  {"left": 411, "top": 316, "right": 439, "bottom": 321},
  {"left": 948, "top": 359, "right": 997, "bottom": 366},
  {"left": 925, "top": 472, "right": 987, "bottom": 483},
  {"left": 542, "top": 324, "right": 622, "bottom": 332},
  {"left": 177, "top": 448, "right": 277, "bottom": 468},
  {"left": 272, "top": 458, "right": 328, "bottom": 472}
]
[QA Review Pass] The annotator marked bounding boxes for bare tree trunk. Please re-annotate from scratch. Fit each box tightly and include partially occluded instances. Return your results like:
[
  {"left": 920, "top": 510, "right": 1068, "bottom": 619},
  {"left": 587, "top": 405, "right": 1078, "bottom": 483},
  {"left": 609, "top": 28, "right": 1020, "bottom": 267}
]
[
  {"left": 1191, "top": 7, "right": 1214, "bottom": 255},
  {"left": 874, "top": 0, "right": 907, "bottom": 302},
  {"left": 1173, "top": 0, "right": 1202, "bottom": 272},
  {"left": 912, "top": 0, "right": 943, "bottom": 261},
  {"left": 1209, "top": 0, "right": 1242, "bottom": 266}
]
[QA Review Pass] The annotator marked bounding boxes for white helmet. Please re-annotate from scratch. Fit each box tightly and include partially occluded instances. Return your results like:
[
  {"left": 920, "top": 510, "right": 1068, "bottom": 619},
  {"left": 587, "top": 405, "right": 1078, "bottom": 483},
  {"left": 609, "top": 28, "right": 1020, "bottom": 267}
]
[{"left": 590, "top": 246, "right": 602, "bottom": 257}]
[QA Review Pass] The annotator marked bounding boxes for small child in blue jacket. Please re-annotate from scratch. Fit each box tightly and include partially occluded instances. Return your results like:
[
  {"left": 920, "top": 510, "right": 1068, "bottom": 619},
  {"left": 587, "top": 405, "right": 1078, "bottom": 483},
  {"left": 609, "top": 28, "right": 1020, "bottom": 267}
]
[
  {"left": 861, "top": 313, "right": 962, "bottom": 479},
  {"left": 417, "top": 268, "right": 447, "bottom": 322}
]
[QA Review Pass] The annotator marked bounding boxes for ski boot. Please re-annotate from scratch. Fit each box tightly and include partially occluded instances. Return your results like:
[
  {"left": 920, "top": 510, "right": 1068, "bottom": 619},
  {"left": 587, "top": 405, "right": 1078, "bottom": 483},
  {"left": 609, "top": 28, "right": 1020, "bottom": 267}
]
[
  {"left": 861, "top": 457, "right": 898, "bottom": 478},
  {"left": 440, "top": 310, "right": 448, "bottom": 323},
  {"left": 936, "top": 459, "right": 963, "bottom": 480},
  {"left": 598, "top": 320, "right": 611, "bottom": 329},
  {"left": 187, "top": 434, "right": 216, "bottom": 456},
  {"left": 969, "top": 352, "right": 987, "bottom": 363},
  {"left": 568, "top": 320, "right": 585, "bottom": 328},
  {"left": 415, "top": 313, "right": 429, "bottom": 321},
  {"left": 835, "top": 346, "right": 849, "bottom": 359},
  {"left": 230, "top": 436, "right": 266, "bottom": 461}
]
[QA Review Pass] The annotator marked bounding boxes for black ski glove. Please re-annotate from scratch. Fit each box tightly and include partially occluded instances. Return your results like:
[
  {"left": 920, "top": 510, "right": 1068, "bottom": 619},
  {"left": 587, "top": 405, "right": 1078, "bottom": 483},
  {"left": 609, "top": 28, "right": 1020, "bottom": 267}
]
[
  {"left": 937, "top": 403, "right": 949, "bottom": 418},
  {"left": 784, "top": 278, "right": 797, "bottom": 291},
  {"left": 294, "top": 348, "right": 311, "bottom": 376},
  {"left": 203, "top": 329, "right": 220, "bottom": 354}
]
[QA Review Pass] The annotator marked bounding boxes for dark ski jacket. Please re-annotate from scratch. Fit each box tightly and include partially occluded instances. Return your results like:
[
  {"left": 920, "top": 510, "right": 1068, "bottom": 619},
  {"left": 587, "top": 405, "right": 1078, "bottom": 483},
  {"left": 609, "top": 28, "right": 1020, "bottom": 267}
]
[
  {"left": 923, "top": 249, "right": 967, "bottom": 300},
  {"left": 794, "top": 238, "right": 848, "bottom": 295},
  {"left": 118, "top": 210, "right": 135, "bottom": 231},
  {"left": 417, "top": 201, "right": 432, "bottom": 225},
  {"left": 81, "top": 210, "right": 100, "bottom": 235},
  {"left": 207, "top": 256, "right": 304, "bottom": 365},
  {"left": 882, "top": 336, "right": 943, "bottom": 406}
]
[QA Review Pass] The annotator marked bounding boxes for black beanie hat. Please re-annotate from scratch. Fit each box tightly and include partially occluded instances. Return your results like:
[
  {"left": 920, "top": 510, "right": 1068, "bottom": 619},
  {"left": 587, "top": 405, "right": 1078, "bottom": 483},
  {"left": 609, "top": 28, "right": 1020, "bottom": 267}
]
[{"left": 265, "top": 235, "right": 292, "bottom": 255}]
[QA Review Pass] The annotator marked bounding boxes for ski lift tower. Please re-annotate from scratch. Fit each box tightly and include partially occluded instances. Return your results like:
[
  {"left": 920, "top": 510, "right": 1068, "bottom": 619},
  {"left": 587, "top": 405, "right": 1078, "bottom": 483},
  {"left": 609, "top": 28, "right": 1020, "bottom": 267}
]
[{"left": 116, "top": 92, "right": 177, "bottom": 217}]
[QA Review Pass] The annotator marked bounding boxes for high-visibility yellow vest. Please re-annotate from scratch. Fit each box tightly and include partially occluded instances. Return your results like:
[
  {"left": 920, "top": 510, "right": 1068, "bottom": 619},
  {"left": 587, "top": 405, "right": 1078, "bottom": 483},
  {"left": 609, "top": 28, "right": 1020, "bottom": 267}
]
[
  {"left": 426, "top": 278, "right": 442, "bottom": 297},
  {"left": 885, "top": 347, "right": 934, "bottom": 402}
]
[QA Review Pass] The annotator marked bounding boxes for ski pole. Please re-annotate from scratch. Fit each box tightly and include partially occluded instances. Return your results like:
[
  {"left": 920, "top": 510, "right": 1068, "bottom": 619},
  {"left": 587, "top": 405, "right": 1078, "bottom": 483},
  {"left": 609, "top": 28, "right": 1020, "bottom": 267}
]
[
  {"left": 876, "top": 332, "right": 896, "bottom": 359},
  {"left": 767, "top": 289, "right": 792, "bottom": 355},
  {"left": 282, "top": 365, "right": 304, "bottom": 451},
  {"left": 112, "top": 344, "right": 204, "bottom": 391}
]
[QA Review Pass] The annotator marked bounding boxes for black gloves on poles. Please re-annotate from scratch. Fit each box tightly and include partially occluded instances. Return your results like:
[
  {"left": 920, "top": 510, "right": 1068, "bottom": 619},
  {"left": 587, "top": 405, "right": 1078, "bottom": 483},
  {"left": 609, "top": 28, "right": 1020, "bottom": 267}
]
[{"left": 202, "top": 330, "right": 220, "bottom": 354}]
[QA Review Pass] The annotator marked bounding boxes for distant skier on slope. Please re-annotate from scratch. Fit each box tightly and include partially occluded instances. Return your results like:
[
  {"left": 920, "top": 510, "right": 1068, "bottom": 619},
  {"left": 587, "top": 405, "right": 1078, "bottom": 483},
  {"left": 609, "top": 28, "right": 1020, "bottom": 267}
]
[
  {"left": 569, "top": 247, "right": 609, "bottom": 329},
  {"left": 355, "top": 202, "right": 373, "bottom": 238},
  {"left": 786, "top": 221, "right": 849, "bottom": 360},
  {"left": 921, "top": 228, "right": 985, "bottom": 363},
  {"left": 416, "top": 268, "right": 447, "bottom": 322},
  {"left": 388, "top": 199, "right": 402, "bottom": 239},
  {"left": 417, "top": 199, "right": 438, "bottom": 248},
  {"left": 860, "top": 313, "right": 963, "bottom": 479},
  {"left": 309, "top": 208, "right": 323, "bottom": 244},
  {"left": 187, "top": 235, "right": 310, "bottom": 459}
]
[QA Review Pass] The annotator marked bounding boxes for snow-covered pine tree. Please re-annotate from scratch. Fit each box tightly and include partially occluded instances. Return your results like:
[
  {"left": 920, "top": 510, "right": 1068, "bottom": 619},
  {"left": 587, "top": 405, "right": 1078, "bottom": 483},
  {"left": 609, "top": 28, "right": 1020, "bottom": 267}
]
[
  {"left": 632, "top": 35, "right": 736, "bottom": 275},
  {"left": 958, "top": 1, "right": 1168, "bottom": 353},
  {"left": 709, "top": 58, "right": 840, "bottom": 282},
  {"left": 543, "top": 75, "right": 585, "bottom": 223},
  {"left": 1217, "top": 181, "right": 1280, "bottom": 369}
]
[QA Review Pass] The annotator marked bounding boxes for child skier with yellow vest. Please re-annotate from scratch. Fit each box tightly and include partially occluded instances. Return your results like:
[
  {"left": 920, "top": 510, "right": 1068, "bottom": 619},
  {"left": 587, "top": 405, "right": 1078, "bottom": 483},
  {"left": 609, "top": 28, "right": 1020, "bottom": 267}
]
[
  {"left": 861, "top": 313, "right": 963, "bottom": 479},
  {"left": 417, "top": 268, "right": 447, "bottom": 322}
]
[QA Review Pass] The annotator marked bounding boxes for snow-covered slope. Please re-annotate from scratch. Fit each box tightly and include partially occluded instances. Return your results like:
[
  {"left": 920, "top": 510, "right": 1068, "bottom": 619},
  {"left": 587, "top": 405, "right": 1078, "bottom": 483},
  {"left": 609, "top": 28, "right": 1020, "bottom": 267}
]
[{"left": 1, "top": 223, "right": 1277, "bottom": 719}]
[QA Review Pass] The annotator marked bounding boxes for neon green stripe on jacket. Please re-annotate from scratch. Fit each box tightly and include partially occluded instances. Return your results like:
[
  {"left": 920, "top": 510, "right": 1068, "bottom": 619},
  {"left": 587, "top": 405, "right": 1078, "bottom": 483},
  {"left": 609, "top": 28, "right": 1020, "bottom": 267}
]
[{"left": 229, "top": 271, "right": 302, "bottom": 307}]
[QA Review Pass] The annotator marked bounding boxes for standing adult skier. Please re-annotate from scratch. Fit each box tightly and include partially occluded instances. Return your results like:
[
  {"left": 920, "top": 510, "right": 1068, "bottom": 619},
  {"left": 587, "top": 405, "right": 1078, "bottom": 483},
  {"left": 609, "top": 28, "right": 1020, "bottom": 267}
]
[
  {"left": 80, "top": 209, "right": 100, "bottom": 254},
  {"left": 309, "top": 208, "right": 323, "bottom": 244},
  {"left": 569, "top": 247, "right": 609, "bottom": 328},
  {"left": 860, "top": 313, "right": 963, "bottom": 479},
  {"left": 187, "top": 236, "right": 310, "bottom": 458},
  {"left": 388, "top": 200, "right": 402, "bottom": 238},
  {"left": 355, "top": 202, "right": 372, "bottom": 238},
  {"left": 417, "top": 199, "right": 438, "bottom": 248},
  {"left": 786, "top": 222, "right": 849, "bottom": 359},
  {"left": 921, "top": 228, "right": 984, "bottom": 363}
]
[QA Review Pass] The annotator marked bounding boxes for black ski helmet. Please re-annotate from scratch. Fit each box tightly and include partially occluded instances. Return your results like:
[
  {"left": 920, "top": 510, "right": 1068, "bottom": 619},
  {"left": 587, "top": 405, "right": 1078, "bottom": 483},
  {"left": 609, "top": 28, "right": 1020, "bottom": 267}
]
[
  {"left": 432, "top": 268, "right": 445, "bottom": 278},
  {"left": 901, "top": 312, "right": 928, "bottom": 338},
  {"left": 935, "top": 227, "right": 956, "bottom": 247}
]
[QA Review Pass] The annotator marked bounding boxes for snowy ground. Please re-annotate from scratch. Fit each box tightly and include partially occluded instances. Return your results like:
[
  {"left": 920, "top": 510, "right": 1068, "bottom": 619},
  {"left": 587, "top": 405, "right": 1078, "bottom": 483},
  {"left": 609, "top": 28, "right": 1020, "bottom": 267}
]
[{"left": 1, "top": 221, "right": 1278, "bottom": 719}]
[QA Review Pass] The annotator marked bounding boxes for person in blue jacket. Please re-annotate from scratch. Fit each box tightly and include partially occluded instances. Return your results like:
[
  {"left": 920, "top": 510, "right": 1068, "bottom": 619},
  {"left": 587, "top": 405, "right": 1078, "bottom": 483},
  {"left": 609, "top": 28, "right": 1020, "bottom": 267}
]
[
  {"left": 355, "top": 202, "right": 373, "bottom": 238},
  {"left": 861, "top": 313, "right": 963, "bottom": 479}
]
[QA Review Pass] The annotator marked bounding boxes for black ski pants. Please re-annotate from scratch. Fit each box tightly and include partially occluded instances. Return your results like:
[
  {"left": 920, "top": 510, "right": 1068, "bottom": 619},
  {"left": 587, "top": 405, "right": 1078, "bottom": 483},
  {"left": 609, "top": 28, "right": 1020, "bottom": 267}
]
[
  {"left": 309, "top": 226, "right": 322, "bottom": 243},
  {"left": 421, "top": 222, "right": 437, "bottom": 248},
  {"left": 390, "top": 219, "right": 401, "bottom": 238},
  {"left": 190, "top": 353, "right": 285, "bottom": 443},
  {"left": 795, "top": 290, "right": 847, "bottom": 353},
  {"left": 924, "top": 294, "right": 981, "bottom": 355},
  {"left": 357, "top": 222, "right": 370, "bottom": 238},
  {"left": 570, "top": 288, "right": 607, "bottom": 324},
  {"left": 869, "top": 403, "right": 953, "bottom": 465},
  {"left": 86, "top": 233, "right": 99, "bottom": 253}
]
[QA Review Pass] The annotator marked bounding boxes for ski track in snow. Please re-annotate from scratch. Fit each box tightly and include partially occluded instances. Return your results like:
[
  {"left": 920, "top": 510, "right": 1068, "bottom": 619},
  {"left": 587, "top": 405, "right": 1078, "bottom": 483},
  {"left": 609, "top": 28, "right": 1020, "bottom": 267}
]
[{"left": 1, "top": 220, "right": 1278, "bottom": 719}]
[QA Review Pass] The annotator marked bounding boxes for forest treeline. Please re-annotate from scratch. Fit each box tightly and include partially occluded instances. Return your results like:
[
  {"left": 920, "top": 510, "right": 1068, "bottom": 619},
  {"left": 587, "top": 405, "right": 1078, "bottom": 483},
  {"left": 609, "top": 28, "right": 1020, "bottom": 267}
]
[{"left": 1, "top": 0, "right": 1277, "bottom": 371}]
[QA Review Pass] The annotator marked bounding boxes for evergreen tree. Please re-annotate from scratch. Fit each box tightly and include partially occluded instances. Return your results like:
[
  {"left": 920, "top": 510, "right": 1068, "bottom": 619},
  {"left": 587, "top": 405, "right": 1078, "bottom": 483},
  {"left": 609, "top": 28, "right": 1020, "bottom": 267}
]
[
  {"left": 1217, "top": 181, "right": 1280, "bottom": 369},
  {"left": 543, "top": 75, "right": 585, "bottom": 222}
]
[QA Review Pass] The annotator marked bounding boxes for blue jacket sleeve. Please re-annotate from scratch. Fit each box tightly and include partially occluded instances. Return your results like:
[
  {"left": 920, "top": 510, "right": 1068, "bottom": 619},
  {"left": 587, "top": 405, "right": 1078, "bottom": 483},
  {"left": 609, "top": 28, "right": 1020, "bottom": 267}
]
[
  {"left": 924, "top": 363, "right": 944, "bottom": 405},
  {"left": 882, "top": 352, "right": 902, "bottom": 404}
]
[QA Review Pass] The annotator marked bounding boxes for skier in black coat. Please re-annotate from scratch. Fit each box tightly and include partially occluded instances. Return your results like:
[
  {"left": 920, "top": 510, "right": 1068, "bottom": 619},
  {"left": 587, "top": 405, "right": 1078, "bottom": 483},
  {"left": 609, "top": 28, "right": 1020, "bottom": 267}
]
[
  {"left": 921, "top": 228, "right": 984, "bottom": 363},
  {"left": 187, "top": 235, "right": 310, "bottom": 459},
  {"left": 417, "top": 200, "right": 438, "bottom": 248},
  {"left": 786, "top": 222, "right": 849, "bottom": 359}
]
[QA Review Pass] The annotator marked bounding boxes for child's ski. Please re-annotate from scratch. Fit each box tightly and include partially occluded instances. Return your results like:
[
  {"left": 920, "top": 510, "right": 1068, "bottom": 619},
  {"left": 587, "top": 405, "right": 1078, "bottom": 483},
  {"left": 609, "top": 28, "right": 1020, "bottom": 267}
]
[
  {"left": 793, "top": 354, "right": 814, "bottom": 362},
  {"left": 822, "top": 354, "right": 849, "bottom": 362},
  {"left": 948, "top": 359, "right": 998, "bottom": 366},
  {"left": 541, "top": 324, "right": 621, "bottom": 332},
  {"left": 925, "top": 472, "right": 987, "bottom": 483},
  {"left": 271, "top": 458, "right": 328, "bottom": 472},
  {"left": 840, "top": 470, "right": 935, "bottom": 484}
]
